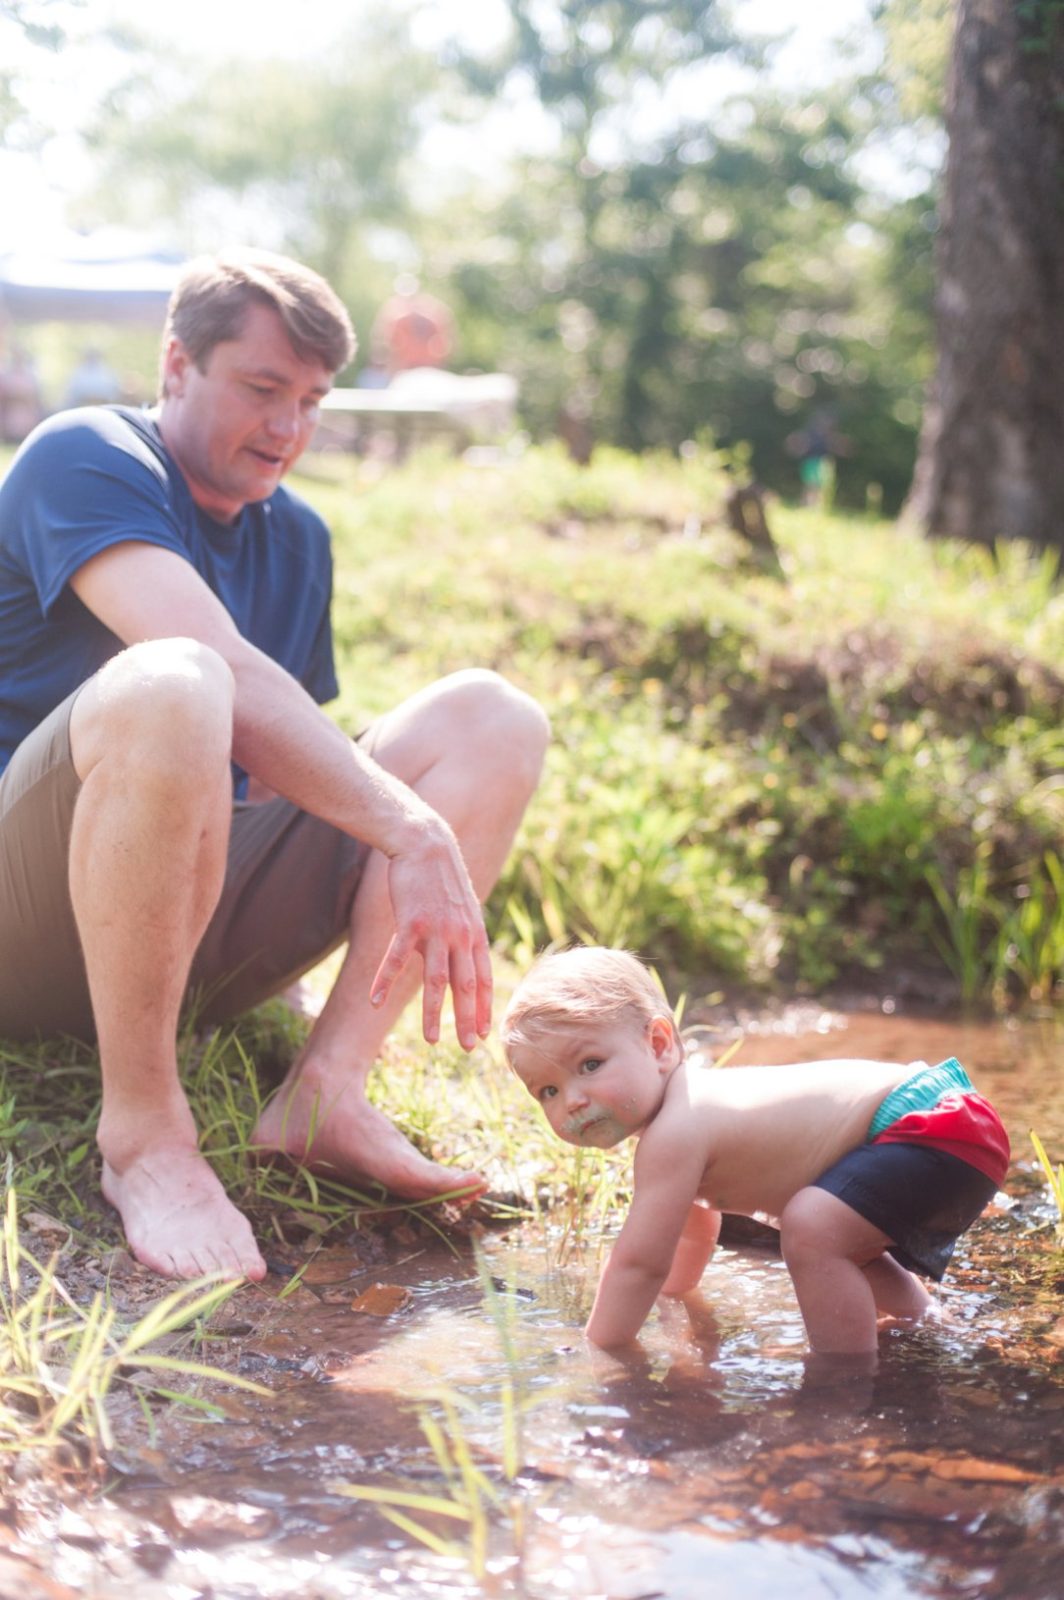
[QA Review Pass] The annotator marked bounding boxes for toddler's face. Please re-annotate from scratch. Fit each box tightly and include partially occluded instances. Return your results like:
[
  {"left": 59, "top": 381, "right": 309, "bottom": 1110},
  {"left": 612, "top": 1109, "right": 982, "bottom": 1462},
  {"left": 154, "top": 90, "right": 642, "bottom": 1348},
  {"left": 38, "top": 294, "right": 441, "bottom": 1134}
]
[{"left": 509, "top": 1015, "right": 677, "bottom": 1147}]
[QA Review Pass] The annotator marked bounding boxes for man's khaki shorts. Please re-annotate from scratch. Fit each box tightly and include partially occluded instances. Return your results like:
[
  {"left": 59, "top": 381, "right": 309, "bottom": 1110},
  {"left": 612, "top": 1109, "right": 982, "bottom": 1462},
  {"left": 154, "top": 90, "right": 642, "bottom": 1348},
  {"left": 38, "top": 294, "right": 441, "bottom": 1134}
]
[{"left": 0, "top": 688, "right": 372, "bottom": 1043}]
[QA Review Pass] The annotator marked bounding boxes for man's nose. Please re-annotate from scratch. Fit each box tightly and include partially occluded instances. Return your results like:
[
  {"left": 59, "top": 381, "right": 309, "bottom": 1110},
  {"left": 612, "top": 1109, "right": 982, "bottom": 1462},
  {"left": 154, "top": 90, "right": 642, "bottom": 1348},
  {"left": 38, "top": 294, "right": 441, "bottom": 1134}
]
[{"left": 264, "top": 402, "right": 301, "bottom": 441}]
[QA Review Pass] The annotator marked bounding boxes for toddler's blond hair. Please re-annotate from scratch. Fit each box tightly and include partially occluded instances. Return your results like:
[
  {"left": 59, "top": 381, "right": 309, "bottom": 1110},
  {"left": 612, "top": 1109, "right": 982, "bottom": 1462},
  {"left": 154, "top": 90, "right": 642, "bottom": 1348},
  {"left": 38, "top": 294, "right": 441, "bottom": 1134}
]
[{"left": 500, "top": 946, "right": 671, "bottom": 1061}]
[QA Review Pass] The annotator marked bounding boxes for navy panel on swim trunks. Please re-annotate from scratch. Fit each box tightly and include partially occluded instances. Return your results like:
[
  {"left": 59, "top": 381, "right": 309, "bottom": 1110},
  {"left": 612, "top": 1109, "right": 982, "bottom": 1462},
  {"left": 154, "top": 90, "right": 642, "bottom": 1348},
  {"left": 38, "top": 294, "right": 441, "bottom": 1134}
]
[{"left": 810, "top": 1140, "right": 998, "bottom": 1280}]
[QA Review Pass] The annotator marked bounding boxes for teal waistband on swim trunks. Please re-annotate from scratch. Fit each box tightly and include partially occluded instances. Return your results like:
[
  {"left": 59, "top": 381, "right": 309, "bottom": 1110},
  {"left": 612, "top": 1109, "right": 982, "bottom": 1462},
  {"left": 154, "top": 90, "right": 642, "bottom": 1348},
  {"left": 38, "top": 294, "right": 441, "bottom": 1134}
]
[{"left": 867, "top": 1056, "right": 972, "bottom": 1140}]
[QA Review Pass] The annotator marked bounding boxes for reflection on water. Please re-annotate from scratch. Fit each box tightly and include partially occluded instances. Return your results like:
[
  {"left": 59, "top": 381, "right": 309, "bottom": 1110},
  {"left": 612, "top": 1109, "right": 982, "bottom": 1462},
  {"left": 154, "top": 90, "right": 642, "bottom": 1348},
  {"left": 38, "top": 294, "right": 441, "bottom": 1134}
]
[{"left": 9, "top": 1010, "right": 1064, "bottom": 1598}]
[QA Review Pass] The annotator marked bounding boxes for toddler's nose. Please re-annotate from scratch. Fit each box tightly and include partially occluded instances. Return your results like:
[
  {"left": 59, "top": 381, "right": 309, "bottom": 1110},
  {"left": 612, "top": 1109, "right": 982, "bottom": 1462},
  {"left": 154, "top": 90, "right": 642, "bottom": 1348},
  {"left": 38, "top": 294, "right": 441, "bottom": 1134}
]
[{"left": 565, "top": 1081, "right": 590, "bottom": 1112}]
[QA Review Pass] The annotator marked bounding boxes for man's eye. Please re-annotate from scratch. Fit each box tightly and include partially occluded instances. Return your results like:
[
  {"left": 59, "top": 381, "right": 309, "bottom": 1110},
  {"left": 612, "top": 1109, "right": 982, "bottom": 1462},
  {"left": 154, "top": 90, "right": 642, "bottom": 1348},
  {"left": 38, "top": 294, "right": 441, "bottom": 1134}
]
[
  {"left": 581, "top": 1058, "right": 603, "bottom": 1074},
  {"left": 539, "top": 1086, "right": 558, "bottom": 1102}
]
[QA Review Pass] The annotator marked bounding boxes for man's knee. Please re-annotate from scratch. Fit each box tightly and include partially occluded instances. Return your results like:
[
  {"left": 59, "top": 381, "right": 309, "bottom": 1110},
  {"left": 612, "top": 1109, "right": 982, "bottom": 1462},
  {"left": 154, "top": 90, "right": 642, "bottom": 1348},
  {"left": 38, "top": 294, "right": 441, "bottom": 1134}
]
[
  {"left": 440, "top": 668, "right": 550, "bottom": 781},
  {"left": 71, "top": 638, "right": 235, "bottom": 780}
]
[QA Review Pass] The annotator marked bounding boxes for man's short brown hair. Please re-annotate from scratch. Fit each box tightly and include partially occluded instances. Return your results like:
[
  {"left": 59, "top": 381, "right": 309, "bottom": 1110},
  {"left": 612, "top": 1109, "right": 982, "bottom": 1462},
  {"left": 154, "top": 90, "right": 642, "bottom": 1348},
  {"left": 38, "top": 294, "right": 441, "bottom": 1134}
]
[{"left": 160, "top": 248, "right": 356, "bottom": 393}]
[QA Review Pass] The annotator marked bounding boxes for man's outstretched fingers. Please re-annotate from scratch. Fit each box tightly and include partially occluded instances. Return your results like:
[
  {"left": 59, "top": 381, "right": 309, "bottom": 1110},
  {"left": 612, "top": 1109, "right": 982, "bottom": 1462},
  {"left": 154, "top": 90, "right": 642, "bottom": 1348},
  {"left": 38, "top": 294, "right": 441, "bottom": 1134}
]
[
  {"left": 448, "top": 943, "right": 480, "bottom": 1051},
  {"left": 370, "top": 933, "right": 410, "bottom": 1010},
  {"left": 420, "top": 944, "right": 450, "bottom": 1044},
  {"left": 473, "top": 936, "right": 494, "bottom": 1037}
]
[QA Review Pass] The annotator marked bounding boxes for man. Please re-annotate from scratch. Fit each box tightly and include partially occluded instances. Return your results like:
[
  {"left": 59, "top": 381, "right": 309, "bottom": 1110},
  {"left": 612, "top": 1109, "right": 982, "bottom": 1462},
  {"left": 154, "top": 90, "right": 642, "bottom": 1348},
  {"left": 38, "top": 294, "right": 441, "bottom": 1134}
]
[{"left": 0, "top": 249, "right": 548, "bottom": 1283}]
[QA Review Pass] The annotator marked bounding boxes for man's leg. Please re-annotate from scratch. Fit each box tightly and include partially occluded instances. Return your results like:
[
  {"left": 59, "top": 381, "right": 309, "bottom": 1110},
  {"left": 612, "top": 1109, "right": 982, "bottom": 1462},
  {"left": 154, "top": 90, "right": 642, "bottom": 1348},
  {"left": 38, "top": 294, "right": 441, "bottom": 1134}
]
[
  {"left": 254, "top": 669, "right": 549, "bottom": 1198},
  {"left": 70, "top": 640, "right": 266, "bottom": 1280}
]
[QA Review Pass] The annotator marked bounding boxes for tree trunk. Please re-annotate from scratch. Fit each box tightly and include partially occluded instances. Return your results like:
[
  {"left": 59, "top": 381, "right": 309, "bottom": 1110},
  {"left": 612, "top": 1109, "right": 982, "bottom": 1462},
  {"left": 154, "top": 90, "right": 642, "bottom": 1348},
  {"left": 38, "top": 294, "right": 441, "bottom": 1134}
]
[{"left": 904, "top": 0, "right": 1064, "bottom": 548}]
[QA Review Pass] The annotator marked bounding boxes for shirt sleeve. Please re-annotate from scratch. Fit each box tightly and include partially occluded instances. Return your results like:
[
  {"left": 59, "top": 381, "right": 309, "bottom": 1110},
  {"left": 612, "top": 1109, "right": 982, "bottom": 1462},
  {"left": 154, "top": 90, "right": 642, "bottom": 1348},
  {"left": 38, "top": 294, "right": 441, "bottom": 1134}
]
[{"left": 12, "top": 410, "right": 190, "bottom": 618}]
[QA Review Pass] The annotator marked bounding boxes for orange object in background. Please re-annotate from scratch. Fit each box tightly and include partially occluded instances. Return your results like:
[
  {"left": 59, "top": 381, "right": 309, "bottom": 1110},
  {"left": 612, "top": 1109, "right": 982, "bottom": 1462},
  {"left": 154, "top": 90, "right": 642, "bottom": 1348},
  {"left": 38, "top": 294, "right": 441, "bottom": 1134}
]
[{"left": 370, "top": 277, "right": 455, "bottom": 377}]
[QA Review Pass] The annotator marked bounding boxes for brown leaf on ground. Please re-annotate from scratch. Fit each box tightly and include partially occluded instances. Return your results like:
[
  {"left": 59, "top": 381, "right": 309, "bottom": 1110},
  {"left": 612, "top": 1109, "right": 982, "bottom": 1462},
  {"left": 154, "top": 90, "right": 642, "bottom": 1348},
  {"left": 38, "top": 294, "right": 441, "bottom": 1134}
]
[
  {"left": 930, "top": 1457, "right": 1044, "bottom": 1485},
  {"left": 298, "top": 1251, "right": 364, "bottom": 1285},
  {"left": 168, "top": 1494, "right": 278, "bottom": 1538},
  {"left": 21, "top": 1212, "right": 70, "bottom": 1240},
  {"left": 350, "top": 1282, "right": 411, "bottom": 1316},
  {"left": 788, "top": 1480, "right": 825, "bottom": 1501}
]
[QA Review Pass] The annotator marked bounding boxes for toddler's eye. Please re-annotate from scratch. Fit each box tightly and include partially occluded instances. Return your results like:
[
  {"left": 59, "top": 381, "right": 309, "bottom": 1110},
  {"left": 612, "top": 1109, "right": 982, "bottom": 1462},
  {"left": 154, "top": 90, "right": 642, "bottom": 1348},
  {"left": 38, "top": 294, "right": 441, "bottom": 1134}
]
[
  {"left": 581, "top": 1058, "right": 603, "bottom": 1074},
  {"left": 539, "top": 1085, "right": 558, "bottom": 1102}
]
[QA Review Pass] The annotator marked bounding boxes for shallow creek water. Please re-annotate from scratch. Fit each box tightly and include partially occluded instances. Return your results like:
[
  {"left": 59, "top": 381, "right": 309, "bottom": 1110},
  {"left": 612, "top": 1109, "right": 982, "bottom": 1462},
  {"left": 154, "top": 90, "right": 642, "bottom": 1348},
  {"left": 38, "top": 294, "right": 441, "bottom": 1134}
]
[{"left": 7, "top": 1007, "right": 1064, "bottom": 1600}]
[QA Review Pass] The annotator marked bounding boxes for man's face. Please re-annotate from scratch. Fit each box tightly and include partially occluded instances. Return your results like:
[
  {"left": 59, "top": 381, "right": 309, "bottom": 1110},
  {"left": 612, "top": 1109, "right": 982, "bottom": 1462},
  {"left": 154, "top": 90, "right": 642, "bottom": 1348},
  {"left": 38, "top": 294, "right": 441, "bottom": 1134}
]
[{"left": 158, "top": 301, "right": 333, "bottom": 522}]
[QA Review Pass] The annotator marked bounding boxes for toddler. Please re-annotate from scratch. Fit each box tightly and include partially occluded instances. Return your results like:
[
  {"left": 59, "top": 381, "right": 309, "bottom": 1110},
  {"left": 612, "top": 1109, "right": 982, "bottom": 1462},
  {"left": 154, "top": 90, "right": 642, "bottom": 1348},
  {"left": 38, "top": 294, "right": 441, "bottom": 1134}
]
[{"left": 500, "top": 947, "right": 1010, "bottom": 1355}]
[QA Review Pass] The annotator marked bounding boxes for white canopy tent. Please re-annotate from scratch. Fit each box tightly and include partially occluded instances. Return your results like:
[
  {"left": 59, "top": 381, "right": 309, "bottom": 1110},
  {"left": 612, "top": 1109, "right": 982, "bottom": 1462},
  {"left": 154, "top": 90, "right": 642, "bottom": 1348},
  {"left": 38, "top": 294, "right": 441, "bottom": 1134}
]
[{"left": 0, "top": 233, "right": 183, "bottom": 325}]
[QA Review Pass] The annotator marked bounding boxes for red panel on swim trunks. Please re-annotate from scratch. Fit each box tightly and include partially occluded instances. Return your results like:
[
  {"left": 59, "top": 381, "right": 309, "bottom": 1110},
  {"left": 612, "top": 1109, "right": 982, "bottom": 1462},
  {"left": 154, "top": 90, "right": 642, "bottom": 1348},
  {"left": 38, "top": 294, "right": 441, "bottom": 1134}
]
[{"left": 871, "top": 1091, "right": 1010, "bottom": 1186}]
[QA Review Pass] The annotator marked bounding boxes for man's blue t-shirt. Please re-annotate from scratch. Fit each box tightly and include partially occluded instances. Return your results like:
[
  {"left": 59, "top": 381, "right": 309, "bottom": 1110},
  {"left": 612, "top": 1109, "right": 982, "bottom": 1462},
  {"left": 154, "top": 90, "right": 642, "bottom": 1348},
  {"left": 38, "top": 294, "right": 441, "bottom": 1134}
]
[{"left": 0, "top": 405, "right": 339, "bottom": 789}]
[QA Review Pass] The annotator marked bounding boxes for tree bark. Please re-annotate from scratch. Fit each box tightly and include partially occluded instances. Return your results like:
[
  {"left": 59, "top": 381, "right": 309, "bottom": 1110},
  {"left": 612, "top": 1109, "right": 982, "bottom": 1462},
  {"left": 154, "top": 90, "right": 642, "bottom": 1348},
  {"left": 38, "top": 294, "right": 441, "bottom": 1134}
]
[{"left": 904, "top": 0, "right": 1064, "bottom": 548}]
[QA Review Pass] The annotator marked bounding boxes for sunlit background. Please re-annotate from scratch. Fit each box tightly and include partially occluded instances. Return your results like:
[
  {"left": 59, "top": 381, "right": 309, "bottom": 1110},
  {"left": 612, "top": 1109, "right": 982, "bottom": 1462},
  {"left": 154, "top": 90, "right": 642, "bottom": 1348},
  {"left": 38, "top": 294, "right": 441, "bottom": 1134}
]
[{"left": 1, "top": 1, "right": 948, "bottom": 508}]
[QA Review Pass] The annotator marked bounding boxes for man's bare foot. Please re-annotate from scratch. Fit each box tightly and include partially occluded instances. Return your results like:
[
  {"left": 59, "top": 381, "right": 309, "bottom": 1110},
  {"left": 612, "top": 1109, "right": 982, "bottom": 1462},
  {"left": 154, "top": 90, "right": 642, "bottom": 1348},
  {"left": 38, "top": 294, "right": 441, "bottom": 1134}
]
[
  {"left": 252, "top": 1074, "right": 486, "bottom": 1203},
  {"left": 101, "top": 1147, "right": 267, "bottom": 1281}
]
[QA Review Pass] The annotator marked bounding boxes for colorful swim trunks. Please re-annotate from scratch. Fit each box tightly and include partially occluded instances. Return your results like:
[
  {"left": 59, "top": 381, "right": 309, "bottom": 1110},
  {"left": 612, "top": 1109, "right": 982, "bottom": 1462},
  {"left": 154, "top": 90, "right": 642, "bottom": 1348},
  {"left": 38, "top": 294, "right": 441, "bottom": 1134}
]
[
  {"left": 811, "top": 1058, "right": 1010, "bottom": 1280},
  {"left": 868, "top": 1056, "right": 1010, "bottom": 1186}
]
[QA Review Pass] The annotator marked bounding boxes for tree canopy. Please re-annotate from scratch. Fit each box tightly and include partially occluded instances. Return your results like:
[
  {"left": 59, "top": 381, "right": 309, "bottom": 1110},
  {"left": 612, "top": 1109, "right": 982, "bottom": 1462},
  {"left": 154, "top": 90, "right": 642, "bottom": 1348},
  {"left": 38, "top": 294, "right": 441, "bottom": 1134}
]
[
  {"left": 18, "top": 0, "right": 1059, "bottom": 532},
  {"left": 0, "top": 0, "right": 64, "bottom": 146}
]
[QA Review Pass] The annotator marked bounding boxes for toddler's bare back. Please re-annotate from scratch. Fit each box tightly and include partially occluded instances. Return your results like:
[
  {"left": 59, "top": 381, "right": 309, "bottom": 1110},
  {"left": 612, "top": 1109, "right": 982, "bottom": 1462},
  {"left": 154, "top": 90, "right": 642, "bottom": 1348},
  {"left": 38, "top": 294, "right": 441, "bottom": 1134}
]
[{"left": 655, "top": 1056, "right": 918, "bottom": 1219}]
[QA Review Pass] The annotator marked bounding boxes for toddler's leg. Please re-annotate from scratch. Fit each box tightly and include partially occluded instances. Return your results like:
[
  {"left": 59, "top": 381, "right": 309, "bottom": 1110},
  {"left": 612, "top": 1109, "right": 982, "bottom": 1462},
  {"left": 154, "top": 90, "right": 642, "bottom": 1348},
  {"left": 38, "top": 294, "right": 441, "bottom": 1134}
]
[
  {"left": 863, "top": 1253, "right": 932, "bottom": 1323},
  {"left": 779, "top": 1187, "right": 898, "bottom": 1354}
]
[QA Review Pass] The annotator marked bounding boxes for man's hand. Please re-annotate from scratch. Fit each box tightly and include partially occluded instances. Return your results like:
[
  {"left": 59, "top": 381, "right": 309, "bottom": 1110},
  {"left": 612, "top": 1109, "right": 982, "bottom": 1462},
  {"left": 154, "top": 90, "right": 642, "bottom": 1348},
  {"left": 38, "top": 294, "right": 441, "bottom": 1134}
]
[{"left": 370, "top": 825, "right": 493, "bottom": 1050}]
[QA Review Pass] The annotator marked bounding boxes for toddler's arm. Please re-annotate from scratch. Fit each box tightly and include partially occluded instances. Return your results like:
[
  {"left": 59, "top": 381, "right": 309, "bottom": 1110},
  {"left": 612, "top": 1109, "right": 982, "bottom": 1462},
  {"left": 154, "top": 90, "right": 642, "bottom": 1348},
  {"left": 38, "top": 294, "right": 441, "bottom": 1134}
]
[
  {"left": 585, "top": 1248, "right": 671, "bottom": 1348},
  {"left": 585, "top": 1137, "right": 707, "bottom": 1348},
  {"left": 661, "top": 1200, "right": 722, "bottom": 1297}
]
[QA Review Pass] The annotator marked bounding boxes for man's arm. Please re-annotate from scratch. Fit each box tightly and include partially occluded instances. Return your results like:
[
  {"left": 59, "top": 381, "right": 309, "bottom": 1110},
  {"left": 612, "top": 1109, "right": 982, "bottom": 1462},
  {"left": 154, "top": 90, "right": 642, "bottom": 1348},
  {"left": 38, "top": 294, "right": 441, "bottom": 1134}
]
[
  {"left": 585, "top": 1136, "right": 708, "bottom": 1349},
  {"left": 69, "top": 540, "right": 492, "bottom": 1047}
]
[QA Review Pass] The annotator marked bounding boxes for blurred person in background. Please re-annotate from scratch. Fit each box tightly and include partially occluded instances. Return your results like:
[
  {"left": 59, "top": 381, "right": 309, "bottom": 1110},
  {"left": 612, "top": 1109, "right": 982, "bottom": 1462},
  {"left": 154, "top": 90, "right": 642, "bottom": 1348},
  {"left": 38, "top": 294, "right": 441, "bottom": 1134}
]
[
  {"left": 0, "top": 340, "right": 44, "bottom": 442},
  {"left": 370, "top": 273, "right": 455, "bottom": 379},
  {"left": 64, "top": 346, "right": 123, "bottom": 408}
]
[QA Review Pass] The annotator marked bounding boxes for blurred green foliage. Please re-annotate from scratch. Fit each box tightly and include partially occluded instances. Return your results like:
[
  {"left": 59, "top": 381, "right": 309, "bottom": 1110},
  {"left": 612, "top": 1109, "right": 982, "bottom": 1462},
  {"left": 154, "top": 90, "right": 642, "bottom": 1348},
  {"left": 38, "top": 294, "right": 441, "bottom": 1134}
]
[
  {"left": 55, "top": 1, "right": 948, "bottom": 512},
  {"left": 0, "top": 0, "right": 63, "bottom": 143},
  {"left": 873, "top": 0, "right": 952, "bottom": 121},
  {"left": 79, "top": 10, "right": 432, "bottom": 370}
]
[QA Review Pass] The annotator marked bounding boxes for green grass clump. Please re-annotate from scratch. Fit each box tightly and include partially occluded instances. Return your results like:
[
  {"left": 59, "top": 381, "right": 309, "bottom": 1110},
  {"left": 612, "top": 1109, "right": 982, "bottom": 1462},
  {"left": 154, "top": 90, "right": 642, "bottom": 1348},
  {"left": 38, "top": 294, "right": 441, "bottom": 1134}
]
[
  {"left": 0, "top": 1183, "right": 268, "bottom": 1466},
  {"left": 1030, "top": 1131, "right": 1064, "bottom": 1241}
]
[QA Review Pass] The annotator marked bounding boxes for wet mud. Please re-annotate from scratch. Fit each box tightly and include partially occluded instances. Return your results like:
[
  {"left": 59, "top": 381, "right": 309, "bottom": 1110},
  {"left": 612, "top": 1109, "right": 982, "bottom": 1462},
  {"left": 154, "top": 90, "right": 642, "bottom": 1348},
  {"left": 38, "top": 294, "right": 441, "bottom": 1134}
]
[{"left": 3, "top": 1007, "right": 1062, "bottom": 1600}]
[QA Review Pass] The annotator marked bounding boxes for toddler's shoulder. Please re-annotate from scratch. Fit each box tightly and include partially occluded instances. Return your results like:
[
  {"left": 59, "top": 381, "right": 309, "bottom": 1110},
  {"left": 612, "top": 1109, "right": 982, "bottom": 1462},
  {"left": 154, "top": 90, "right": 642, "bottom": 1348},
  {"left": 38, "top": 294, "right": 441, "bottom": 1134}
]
[{"left": 636, "top": 1083, "right": 714, "bottom": 1171}]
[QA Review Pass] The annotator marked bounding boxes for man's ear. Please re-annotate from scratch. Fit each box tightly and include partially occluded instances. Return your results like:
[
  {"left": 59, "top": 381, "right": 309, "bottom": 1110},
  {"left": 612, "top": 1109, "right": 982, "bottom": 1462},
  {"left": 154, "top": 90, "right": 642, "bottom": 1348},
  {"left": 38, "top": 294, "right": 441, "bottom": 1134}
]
[
  {"left": 648, "top": 1014, "right": 679, "bottom": 1066},
  {"left": 160, "top": 337, "right": 190, "bottom": 399}
]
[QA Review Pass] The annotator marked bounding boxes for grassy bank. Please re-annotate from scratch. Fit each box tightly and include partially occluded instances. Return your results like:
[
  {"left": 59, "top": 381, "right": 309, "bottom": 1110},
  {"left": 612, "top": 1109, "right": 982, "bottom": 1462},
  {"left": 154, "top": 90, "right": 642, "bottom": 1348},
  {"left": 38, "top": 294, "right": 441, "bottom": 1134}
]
[
  {"left": 1, "top": 434, "right": 1058, "bottom": 1004},
  {"left": 306, "top": 442, "right": 1063, "bottom": 1008}
]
